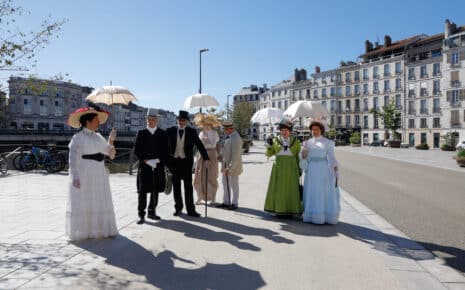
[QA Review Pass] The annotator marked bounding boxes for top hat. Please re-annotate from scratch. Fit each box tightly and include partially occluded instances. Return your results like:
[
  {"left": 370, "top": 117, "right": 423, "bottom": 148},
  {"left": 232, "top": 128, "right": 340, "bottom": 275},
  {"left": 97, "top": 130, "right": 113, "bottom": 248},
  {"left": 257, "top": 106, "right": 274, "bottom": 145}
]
[{"left": 177, "top": 110, "right": 189, "bottom": 120}]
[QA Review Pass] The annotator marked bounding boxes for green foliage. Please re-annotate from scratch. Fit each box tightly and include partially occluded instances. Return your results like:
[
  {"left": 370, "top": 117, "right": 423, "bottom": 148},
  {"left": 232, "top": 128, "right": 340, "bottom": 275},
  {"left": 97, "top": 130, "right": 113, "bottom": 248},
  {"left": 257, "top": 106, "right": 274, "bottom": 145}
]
[
  {"left": 0, "top": 0, "right": 67, "bottom": 69},
  {"left": 457, "top": 149, "right": 465, "bottom": 158},
  {"left": 232, "top": 102, "right": 255, "bottom": 138},
  {"left": 326, "top": 128, "right": 338, "bottom": 140},
  {"left": 370, "top": 100, "right": 401, "bottom": 140},
  {"left": 441, "top": 132, "right": 459, "bottom": 148},
  {"left": 349, "top": 131, "right": 361, "bottom": 144},
  {"left": 415, "top": 143, "right": 429, "bottom": 150}
]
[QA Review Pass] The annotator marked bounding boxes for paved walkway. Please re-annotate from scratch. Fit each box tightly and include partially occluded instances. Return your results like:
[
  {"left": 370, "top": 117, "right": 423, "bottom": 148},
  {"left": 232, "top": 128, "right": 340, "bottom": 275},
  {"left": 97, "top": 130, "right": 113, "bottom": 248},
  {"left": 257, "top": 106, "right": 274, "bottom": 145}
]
[
  {"left": 0, "top": 145, "right": 464, "bottom": 289},
  {"left": 336, "top": 146, "right": 464, "bottom": 173}
]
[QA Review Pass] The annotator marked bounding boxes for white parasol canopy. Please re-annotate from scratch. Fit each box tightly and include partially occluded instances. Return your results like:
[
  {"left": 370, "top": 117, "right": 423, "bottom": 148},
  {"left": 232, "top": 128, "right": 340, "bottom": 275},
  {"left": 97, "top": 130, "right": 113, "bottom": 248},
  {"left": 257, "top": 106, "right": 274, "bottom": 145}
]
[
  {"left": 86, "top": 85, "right": 137, "bottom": 106},
  {"left": 283, "top": 101, "right": 330, "bottom": 119},
  {"left": 250, "top": 108, "right": 283, "bottom": 125},
  {"left": 183, "top": 93, "right": 219, "bottom": 109}
]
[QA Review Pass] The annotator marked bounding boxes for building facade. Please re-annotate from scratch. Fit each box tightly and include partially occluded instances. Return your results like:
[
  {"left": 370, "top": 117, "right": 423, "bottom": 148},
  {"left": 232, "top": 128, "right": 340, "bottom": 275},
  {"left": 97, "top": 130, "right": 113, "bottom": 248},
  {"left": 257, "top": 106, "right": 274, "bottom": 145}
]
[
  {"left": 236, "top": 19, "right": 465, "bottom": 146},
  {"left": 233, "top": 84, "right": 268, "bottom": 139},
  {"left": 7, "top": 77, "right": 91, "bottom": 130}
]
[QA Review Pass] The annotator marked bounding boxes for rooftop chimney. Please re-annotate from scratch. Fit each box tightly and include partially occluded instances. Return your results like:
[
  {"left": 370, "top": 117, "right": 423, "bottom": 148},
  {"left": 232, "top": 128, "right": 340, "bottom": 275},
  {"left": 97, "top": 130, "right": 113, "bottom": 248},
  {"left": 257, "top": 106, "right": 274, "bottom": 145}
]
[
  {"left": 294, "top": 69, "right": 300, "bottom": 82},
  {"left": 300, "top": 69, "right": 307, "bottom": 81},
  {"left": 315, "top": 66, "right": 321, "bottom": 73},
  {"left": 384, "top": 35, "right": 392, "bottom": 47},
  {"left": 365, "top": 40, "right": 373, "bottom": 53}
]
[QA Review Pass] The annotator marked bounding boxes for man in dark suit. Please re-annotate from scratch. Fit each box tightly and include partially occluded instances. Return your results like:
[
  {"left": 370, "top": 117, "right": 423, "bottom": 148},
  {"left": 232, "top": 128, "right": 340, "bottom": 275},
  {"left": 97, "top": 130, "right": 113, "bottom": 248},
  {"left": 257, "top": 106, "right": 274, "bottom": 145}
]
[
  {"left": 167, "top": 110, "right": 209, "bottom": 217},
  {"left": 134, "top": 109, "right": 169, "bottom": 224}
]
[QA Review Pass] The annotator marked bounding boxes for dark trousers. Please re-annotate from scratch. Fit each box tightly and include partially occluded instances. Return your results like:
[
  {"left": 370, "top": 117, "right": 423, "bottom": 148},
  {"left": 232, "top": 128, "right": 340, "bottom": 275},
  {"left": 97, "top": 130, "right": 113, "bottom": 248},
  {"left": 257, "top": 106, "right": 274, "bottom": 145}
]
[
  {"left": 172, "top": 158, "right": 196, "bottom": 214},
  {"left": 138, "top": 192, "right": 158, "bottom": 218}
]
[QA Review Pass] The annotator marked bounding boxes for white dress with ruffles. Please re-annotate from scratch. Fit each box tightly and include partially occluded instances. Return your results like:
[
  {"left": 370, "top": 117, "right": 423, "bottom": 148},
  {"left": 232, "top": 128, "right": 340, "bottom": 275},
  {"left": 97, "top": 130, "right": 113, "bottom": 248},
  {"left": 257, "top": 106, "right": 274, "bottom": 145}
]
[{"left": 66, "top": 128, "right": 118, "bottom": 240}]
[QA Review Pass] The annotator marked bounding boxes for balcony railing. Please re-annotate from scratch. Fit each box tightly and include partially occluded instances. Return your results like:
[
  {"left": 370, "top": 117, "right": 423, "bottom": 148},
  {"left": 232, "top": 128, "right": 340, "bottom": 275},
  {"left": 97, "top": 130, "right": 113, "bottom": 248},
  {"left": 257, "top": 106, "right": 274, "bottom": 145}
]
[
  {"left": 408, "top": 110, "right": 416, "bottom": 115},
  {"left": 420, "top": 109, "right": 428, "bottom": 114},
  {"left": 433, "top": 71, "right": 441, "bottom": 77},
  {"left": 450, "top": 102, "right": 462, "bottom": 108},
  {"left": 433, "top": 107, "right": 441, "bottom": 113},
  {"left": 451, "top": 80, "right": 461, "bottom": 87},
  {"left": 395, "top": 70, "right": 403, "bottom": 75},
  {"left": 420, "top": 73, "right": 428, "bottom": 79},
  {"left": 396, "top": 87, "right": 403, "bottom": 92},
  {"left": 373, "top": 74, "right": 380, "bottom": 79}
]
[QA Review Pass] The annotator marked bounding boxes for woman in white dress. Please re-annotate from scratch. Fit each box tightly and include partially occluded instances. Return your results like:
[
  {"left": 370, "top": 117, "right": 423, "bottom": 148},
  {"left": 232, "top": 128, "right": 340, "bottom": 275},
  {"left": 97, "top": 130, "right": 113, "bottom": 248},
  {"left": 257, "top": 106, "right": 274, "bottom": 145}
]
[
  {"left": 300, "top": 118, "right": 340, "bottom": 224},
  {"left": 66, "top": 107, "right": 118, "bottom": 241},
  {"left": 193, "top": 114, "right": 221, "bottom": 205}
]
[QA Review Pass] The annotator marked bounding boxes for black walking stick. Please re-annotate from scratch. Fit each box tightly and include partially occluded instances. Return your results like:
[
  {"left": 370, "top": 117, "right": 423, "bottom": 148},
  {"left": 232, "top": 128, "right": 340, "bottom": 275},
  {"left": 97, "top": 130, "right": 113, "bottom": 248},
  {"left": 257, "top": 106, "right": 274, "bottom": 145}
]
[{"left": 204, "top": 163, "right": 208, "bottom": 217}]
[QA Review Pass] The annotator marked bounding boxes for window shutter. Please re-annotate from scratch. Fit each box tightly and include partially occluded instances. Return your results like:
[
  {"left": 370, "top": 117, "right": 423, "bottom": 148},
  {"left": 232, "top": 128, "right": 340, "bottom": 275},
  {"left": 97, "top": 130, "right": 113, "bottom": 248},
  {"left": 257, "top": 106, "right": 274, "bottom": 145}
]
[
  {"left": 451, "top": 71, "right": 459, "bottom": 81},
  {"left": 446, "top": 91, "right": 451, "bottom": 102},
  {"left": 461, "top": 89, "right": 465, "bottom": 100},
  {"left": 451, "top": 110, "right": 459, "bottom": 124},
  {"left": 460, "top": 50, "right": 465, "bottom": 61},
  {"left": 447, "top": 53, "right": 451, "bottom": 63}
]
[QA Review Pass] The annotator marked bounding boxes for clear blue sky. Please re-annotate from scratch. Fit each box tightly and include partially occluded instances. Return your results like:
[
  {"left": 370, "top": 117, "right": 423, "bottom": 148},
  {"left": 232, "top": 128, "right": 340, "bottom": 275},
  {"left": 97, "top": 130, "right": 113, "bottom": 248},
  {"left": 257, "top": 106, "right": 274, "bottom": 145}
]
[{"left": 7, "top": 0, "right": 465, "bottom": 113}]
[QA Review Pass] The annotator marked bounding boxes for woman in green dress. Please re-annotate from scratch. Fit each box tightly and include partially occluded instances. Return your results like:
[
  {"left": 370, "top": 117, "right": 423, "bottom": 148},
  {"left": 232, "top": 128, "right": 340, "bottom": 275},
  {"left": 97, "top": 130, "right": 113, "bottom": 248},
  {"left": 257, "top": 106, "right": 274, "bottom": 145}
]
[{"left": 264, "top": 119, "right": 302, "bottom": 217}]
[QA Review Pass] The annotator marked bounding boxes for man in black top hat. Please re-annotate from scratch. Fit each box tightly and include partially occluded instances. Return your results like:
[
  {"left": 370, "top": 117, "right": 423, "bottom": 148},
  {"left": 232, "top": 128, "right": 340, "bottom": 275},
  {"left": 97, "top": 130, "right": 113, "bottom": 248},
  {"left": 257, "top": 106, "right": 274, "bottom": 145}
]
[
  {"left": 166, "top": 110, "right": 209, "bottom": 217},
  {"left": 133, "top": 108, "right": 169, "bottom": 224}
]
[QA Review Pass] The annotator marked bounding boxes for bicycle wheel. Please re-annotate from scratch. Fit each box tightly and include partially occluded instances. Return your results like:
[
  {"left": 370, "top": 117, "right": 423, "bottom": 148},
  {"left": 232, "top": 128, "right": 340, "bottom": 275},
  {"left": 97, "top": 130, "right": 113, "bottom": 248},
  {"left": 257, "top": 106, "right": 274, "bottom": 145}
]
[
  {"left": 0, "top": 154, "right": 7, "bottom": 175},
  {"left": 46, "top": 152, "right": 66, "bottom": 173},
  {"left": 19, "top": 154, "right": 37, "bottom": 171},
  {"left": 13, "top": 153, "right": 26, "bottom": 170}
]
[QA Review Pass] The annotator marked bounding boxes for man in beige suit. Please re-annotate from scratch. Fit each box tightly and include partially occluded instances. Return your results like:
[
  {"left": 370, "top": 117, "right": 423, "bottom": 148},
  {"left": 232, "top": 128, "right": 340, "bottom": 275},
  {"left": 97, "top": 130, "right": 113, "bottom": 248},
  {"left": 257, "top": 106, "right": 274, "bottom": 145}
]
[{"left": 216, "top": 120, "right": 243, "bottom": 210}]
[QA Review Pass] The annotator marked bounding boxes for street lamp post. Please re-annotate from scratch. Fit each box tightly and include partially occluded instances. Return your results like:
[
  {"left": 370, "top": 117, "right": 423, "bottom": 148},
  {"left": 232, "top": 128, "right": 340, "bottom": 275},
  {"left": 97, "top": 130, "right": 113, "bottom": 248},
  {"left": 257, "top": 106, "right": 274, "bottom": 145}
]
[
  {"left": 199, "top": 48, "right": 209, "bottom": 113},
  {"left": 226, "top": 94, "right": 231, "bottom": 119}
]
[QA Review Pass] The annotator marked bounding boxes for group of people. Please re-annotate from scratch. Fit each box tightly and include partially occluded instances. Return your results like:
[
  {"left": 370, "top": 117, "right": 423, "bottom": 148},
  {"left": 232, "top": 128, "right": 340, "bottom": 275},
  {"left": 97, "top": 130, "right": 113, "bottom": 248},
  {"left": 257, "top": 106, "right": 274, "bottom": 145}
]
[
  {"left": 264, "top": 117, "right": 340, "bottom": 225},
  {"left": 65, "top": 106, "right": 243, "bottom": 241}
]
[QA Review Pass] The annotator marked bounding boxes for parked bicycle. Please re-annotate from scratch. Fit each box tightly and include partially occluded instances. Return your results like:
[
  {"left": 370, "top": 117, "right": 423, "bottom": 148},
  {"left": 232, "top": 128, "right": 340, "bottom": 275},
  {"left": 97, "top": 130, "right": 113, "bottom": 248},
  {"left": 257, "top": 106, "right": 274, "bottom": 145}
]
[
  {"left": 0, "top": 153, "right": 7, "bottom": 175},
  {"left": 18, "top": 146, "right": 66, "bottom": 173}
]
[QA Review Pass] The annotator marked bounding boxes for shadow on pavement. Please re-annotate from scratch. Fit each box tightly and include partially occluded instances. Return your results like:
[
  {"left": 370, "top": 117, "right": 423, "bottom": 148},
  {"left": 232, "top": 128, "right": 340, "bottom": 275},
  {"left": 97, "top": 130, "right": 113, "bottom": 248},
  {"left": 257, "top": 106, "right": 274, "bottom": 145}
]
[
  {"left": 73, "top": 235, "right": 266, "bottom": 290},
  {"left": 235, "top": 207, "right": 465, "bottom": 274},
  {"left": 196, "top": 216, "right": 294, "bottom": 244},
  {"left": 148, "top": 219, "right": 261, "bottom": 251}
]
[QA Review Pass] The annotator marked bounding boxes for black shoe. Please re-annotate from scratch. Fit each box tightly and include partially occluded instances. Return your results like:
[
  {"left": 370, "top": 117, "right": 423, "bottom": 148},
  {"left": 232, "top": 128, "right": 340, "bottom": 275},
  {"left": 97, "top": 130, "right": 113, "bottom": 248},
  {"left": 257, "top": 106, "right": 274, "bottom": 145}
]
[
  {"left": 148, "top": 213, "right": 161, "bottom": 220},
  {"left": 215, "top": 203, "right": 229, "bottom": 208},
  {"left": 137, "top": 218, "right": 145, "bottom": 224},
  {"left": 173, "top": 210, "right": 182, "bottom": 216},
  {"left": 187, "top": 211, "right": 201, "bottom": 217},
  {"left": 228, "top": 204, "right": 238, "bottom": 210}
]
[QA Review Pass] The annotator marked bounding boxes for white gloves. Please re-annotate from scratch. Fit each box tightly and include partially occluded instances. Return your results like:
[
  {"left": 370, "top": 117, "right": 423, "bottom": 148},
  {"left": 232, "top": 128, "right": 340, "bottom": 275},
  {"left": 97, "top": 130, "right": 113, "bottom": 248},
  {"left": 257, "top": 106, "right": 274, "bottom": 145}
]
[
  {"left": 73, "top": 179, "right": 80, "bottom": 189},
  {"left": 109, "top": 128, "right": 117, "bottom": 141}
]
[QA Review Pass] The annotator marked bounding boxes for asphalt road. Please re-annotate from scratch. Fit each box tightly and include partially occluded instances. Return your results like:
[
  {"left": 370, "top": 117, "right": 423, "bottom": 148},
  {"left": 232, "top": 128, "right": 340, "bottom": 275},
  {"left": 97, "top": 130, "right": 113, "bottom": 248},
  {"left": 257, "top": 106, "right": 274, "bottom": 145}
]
[{"left": 337, "top": 150, "right": 465, "bottom": 275}]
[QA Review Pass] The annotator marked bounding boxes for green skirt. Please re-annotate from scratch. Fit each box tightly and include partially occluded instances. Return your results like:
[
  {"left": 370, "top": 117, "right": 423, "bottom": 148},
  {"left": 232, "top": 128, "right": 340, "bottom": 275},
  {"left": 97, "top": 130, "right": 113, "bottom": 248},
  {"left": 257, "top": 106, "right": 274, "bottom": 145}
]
[{"left": 264, "top": 155, "right": 302, "bottom": 215}]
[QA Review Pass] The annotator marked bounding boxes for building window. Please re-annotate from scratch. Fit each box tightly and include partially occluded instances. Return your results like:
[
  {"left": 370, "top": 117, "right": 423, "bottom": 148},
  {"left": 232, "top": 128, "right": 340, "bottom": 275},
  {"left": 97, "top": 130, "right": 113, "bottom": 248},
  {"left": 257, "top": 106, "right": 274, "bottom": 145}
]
[
  {"left": 433, "top": 117, "right": 440, "bottom": 128},
  {"left": 345, "top": 86, "right": 351, "bottom": 96},
  {"left": 23, "top": 98, "right": 32, "bottom": 114},
  {"left": 40, "top": 99, "right": 48, "bottom": 115},
  {"left": 452, "top": 90, "right": 460, "bottom": 103},
  {"left": 337, "top": 100, "right": 342, "bottom": 111},
  {"left": 420, "top": 118, "right": 427, "bottom": 128},
  {"left": 345, "top": 99, "right": 351, "bottom": 111},
  {"left": 373, "top": 133, "right": 379, "bottom": 141},
  {"left": 313, "top": 89, "right": 318, "bottom": 98},
  {"left": 363, "top": 68, "right": 369, "bottom": 80},
  {"left": 433, "top": 80, "right": 440, "bottom": 94},
  {"left": 363, "top": 84, "right": 369, "bottom": 94},
  {"left": 355, "top": 115, "right": 360, "bottom": 126},
  {"left": 420, "top": 88, "right": 428, "bottom": 97},
  {"left": 373, "top": 66, "right": 379, "bottom": 78},
  {"left": 373, "top": 82, "right": 379, "bottom": 93},
  {"left": 272, "top": 101, "right": 275, "bottom": 108},
  {"left": 408, "top": 119, "right": 415, "bottom": 129},
  {"left": 384, "top": 64, "right": 390, "bottom": 76},
  {"left": 363, "top": 98, "right": 369, "bottom": 111},
  {"left": 408, "top": 67, "right": 415, "bottom": 80},
  {"left": 345, "top": 115, "right": 351, "bottom": 126},
  {"left": 337, "top": 116, "right": 342, "bottom": 125},
  {"left": 420, "top": 99, "right": 427, "bottom": 114},
  {"left": 408, "top": 119, "right": 415, "bottom": 128},
  {"left": 396, "top": 78, "right": 401, "bottom": 90},
  {"left": 373, "top": 97, "right": 378, "bottom": 110},
  {"left": 452, "top": 52, "right": 459, "bottom": 65},
  {"left": 408, "top": 100, "right": 415, "bottom": 114},
  {"left": 363, "top": 116, "right": 368, "bottom": 128},
  {"left": 374, "top": 115, "right": 379, "bottom": 129},
  {"left": 384, "top": 95, "right": 390, "bottom": 107},
  {"left": 322, "top": 88, "right": 327, "bottom": 97},
  {"left": 433, "top": 98, "right": 440, "bottom": 113},
  {"left": 330, "top": 87, "right": 336, "bottom": 97},
  {"left": 420, "top": 65, "right": 427, "bottom": 78},
  {"left": 420, "top": 132, "right": 427, "bottom": 144},
  {"left": 284, "top": 100, "right": 288, "bottom": 108},
  {"left": 395, "top": 94, "right": 401, "bottom": 108},
  {"left": 345, "top": 72, "right": 351, "bottom": 82},
  {"left": 278, "top": 101, "right": 282, "bottom": 109},
  {"left": 384, "top": 79, "right": 390, "bottom": 92},
  {"left": 395, "top": 62, "right": 402, "bottom": 74},
  {"left": 433, "top": 63, "right": 441, "bottom": 75},
  {"left": 330, "top": 100, "right": 335, "bottom": 112},
  {"left": 408, "top": 89, "right": 415, "bottom": 98},
  {"left": 354, "top": 71, "right": 360, "bottom": 81}
]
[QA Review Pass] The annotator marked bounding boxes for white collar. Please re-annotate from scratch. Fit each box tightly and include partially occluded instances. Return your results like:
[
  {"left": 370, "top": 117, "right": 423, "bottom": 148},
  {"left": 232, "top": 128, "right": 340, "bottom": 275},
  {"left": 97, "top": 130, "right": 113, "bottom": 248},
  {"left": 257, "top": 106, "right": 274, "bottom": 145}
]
[
  {"left": 147, "top": 126, "right": 157, "bottom": 134},
  {"left": 82, "top": 127, "right": 96, "bottom": 135}
]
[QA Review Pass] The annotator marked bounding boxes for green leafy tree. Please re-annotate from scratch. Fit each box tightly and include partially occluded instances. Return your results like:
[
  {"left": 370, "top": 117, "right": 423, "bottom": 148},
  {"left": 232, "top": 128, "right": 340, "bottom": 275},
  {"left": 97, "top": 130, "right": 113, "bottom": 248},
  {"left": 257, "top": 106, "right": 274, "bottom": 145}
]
[
  {"left": 232, "top": 102, "right": 255, "bottom": 138},
  {"left": 370, "top": 100, "right": 401, "bottom": 140},
  {"left": 0, "top": 0, "right": 67, "bottom": 69},
  {"left": 349, "top": 131, "right": 361, "bottom": 144},
  {"left": 326, "top": 128, "right": 338, "bottom": 140}
]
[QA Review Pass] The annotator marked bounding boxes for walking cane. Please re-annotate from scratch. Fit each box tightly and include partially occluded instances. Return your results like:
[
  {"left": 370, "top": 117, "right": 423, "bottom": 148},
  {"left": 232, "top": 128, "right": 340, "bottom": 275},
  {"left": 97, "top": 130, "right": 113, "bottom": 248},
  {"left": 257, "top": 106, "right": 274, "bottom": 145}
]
[{"left": 204, "top": 160, "right": 208, "bottom": 217}]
